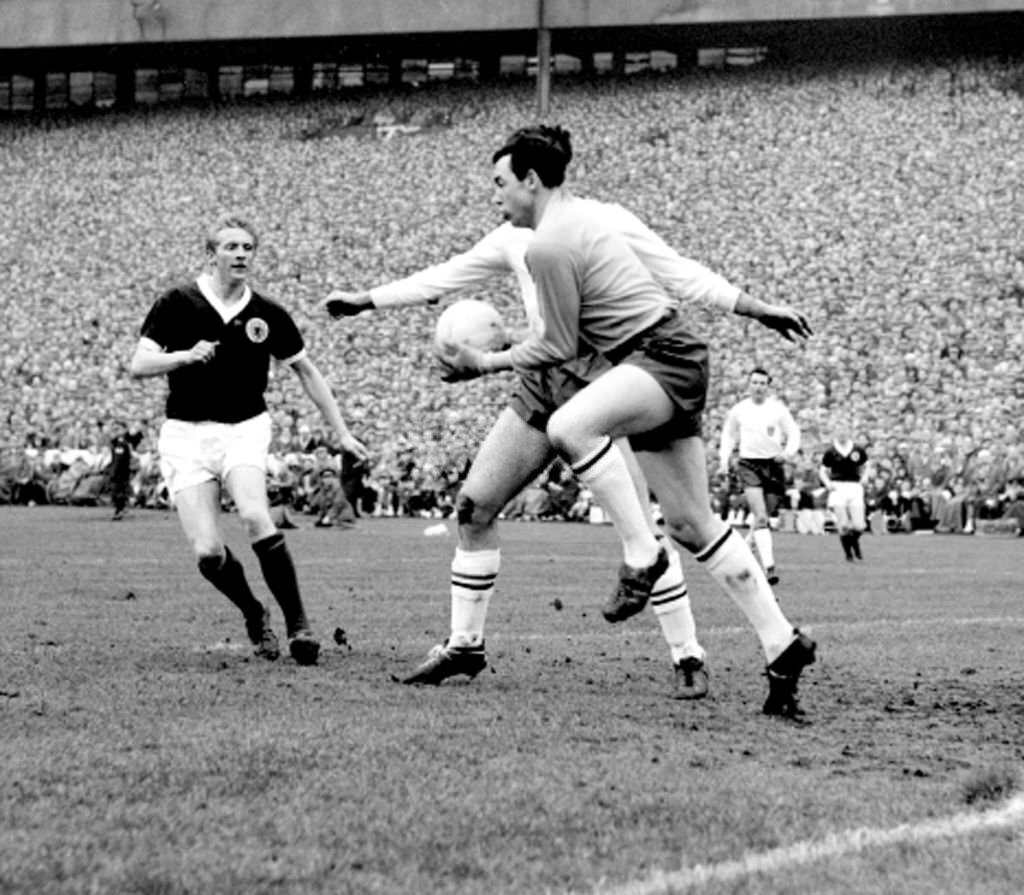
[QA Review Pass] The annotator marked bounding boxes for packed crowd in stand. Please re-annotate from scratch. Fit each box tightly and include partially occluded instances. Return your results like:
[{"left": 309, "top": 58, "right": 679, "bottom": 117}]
[{"left": 2, "top": 55, "right": 1023, "bottom": 533}]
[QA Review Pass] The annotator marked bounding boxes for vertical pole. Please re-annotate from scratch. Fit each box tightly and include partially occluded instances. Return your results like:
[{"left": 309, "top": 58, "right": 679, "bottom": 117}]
[
  {"left": 116, "top": 65, "right": 135, "bottom": 108},
  {"left": 33, "top": 71, "right": 46, "bottom": 112},
  {"left": 536, "top": 0, "right": 550, "bottom": 117}
]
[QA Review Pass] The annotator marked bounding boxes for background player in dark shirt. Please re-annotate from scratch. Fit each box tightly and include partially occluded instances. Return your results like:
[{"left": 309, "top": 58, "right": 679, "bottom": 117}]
[
  {"left": 106, "top": 419, "right": 142, "bottom": 521},
  {"left": 130, "top": 215, "right": 367, "bottom": 664},
  {"left": 820, "top": 424, "right": 870, "bottom": 561}
]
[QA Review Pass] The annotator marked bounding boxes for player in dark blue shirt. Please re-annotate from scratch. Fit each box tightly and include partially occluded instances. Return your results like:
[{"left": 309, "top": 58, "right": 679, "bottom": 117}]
[
  {"left": 820, "top": 425, "right": 870, "bottom": 561},
  {"left": 106, "top": 419, "right": 142, "bottom": 521},
  {"left": 130, "top": 215, "right": 367, "bottom": 664}
]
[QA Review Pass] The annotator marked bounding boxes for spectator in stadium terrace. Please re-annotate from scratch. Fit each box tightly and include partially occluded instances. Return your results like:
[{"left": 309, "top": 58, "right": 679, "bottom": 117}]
[
  {"left": 3, "top": 57, "right": 1023, "bottom": 540},
  {"left": 439, "top": 125, "right": 817, "bottom": 717},
  {"left": 718, "top": 368, "right": 801, "bottom": 584},
  {"left": 790, "top": 450, "right": 827, "bottom": 536},
  {"left": 129, "top": 214, "right": 368, "bottom": 665},
  {"left": 819, "top": 424, "right": 870, "bottom": 560}
]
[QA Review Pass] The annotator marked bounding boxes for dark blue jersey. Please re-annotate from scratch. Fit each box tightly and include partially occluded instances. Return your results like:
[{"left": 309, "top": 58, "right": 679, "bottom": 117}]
[
  {"left": 821, "top": 444, "right": 868, "bottom": 482},
  {"left": 109, "top": 435, "right": 135, "bottom": 481},
  {"left": 140, "top": 281, "right": 304, "bottom": 423}
]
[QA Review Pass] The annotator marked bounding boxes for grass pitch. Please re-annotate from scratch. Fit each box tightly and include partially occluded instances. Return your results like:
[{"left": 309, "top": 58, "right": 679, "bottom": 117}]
[{"left": 2, "top": 507, "right": 1023, "bottom": 894}]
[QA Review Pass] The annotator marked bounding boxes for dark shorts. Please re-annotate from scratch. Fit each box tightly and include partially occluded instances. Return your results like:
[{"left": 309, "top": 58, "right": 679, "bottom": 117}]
[
  {"left": 510, "top": 313, "right": 708, "bottom": 452},
  {"left": 736, "top": 457, "right": 787, "bottom": 513},
  {"left": 608, "top": 313, "right": 709, "bottom": 452},
  {"left": 510, "top": 352, "right": 612, "bottom": 431}
]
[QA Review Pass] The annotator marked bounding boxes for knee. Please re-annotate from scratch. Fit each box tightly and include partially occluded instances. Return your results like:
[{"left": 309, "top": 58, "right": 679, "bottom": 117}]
[
  {"left": 546, "top": 408, "right": 586, "bottom": 457},
  {"left": 455, "top": 489, "right": 498, "bottom": 530},
  {"left": 236, "top": 505, "right": 273, "bottom": 540},
  {"left": 545, "top": 411, "right": 570, "bottom": 455},
  {"left": 195, "top": 544, "right": 224, "bottom": 572}
]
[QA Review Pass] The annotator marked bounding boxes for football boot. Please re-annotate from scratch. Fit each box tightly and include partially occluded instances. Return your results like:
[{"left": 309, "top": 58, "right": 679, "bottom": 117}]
[
  {"left": 602, "top": 547, "right": 669, "bottom": 623},
  {"left": 672, "top": 656, "right": 710, "bottom": 700},
  {"left": 400, "top": 640, "right": 487, "bottom": 685},
  {"left": 763, "top": 629, "right": 816, "bottom": 718},
  {"left": 245, "top": 605, "right": 280, "bottom": 661},
  {"left": 288, "top": 629, "right": 321, "bottom": 666}
]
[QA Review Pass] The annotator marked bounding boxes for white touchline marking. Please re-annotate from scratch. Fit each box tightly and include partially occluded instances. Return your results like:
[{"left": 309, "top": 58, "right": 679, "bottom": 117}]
[
  {"left": 507, "top": 616, "right": 1024, "bottom": 643},
  {"left": 597, "top": 793, "right": 1024, "bottom": 895}
]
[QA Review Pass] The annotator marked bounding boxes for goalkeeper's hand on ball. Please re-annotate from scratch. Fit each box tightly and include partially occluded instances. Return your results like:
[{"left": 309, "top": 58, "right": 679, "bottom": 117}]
[{"left": 436, "top": 340, "right": 487, "bottom": 383}]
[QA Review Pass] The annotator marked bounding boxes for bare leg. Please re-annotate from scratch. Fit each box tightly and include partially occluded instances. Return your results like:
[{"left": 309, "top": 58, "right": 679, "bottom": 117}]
[
  {"left": 227, "top": 465, "right": 317, "bottom": 662},
  {"left": 174, "top": 477, "right": 279, "bottom": 659},
  {"left": 638, "top": 439, "right": 795, "bottom": 661},
  {"left": 401, "top": 409, "right": 554, "bottom": 684}
]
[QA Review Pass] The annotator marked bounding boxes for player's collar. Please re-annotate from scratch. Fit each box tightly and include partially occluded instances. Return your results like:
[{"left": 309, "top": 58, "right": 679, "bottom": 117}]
[{"left": 196, "top": 273, "right": 252, "bottom": 323}]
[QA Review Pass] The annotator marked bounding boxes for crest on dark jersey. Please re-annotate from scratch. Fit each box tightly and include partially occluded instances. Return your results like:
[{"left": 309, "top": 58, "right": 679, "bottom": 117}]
[{"left": 246, "top": 318, "right": 270, "bottom": 343}]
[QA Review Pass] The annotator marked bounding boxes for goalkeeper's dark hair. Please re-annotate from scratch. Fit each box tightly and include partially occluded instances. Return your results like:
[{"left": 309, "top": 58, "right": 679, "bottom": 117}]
[{"left": 492, "top": 125, "right": 573, "bottom": 187}]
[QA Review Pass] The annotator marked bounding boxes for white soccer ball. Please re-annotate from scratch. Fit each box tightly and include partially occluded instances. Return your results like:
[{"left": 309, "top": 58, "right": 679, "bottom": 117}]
[{"left": 434, "top": 299, "right": 508, "bottom": 354}]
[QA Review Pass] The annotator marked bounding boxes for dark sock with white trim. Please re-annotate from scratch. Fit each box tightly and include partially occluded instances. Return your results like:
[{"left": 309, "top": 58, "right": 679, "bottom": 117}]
[
  {"left": 197, "top": 547, "right": 263, "bottom": 617},
  {"left": 253, "top": 533, "right": 308, "bottom": 637}
]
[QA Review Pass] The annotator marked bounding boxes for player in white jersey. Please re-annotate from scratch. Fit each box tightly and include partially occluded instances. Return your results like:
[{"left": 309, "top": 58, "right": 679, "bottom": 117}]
[
  {"left": 411, "top": 126, "right": 818, "bottom": 717},
  {"left": 131, "top": 215, "right": 367, "bottom": 664},
  {"left": 819, "top": 423, "right": 870, "bottom": 561},
  {"left": 324, "top": 197, "right": 740, "bottom": 698},
  {"left": 718, "top": 368, "right": 801, "bottom": 585}
]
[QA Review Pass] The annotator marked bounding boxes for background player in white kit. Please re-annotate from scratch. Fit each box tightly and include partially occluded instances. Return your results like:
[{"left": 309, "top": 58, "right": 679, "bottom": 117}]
[
  {"left": 819, "top": 424, "right": 870, "bottom": 561},
  {"left": 131, "top": 215, "right": 367, "bottom": 664},
  {"left": 718, "top": 368, "right": 801, "bottom": 585}
]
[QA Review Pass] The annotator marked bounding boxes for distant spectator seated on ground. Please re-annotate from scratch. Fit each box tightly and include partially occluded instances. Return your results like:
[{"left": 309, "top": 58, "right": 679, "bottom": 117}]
[
  {"left": 932, "top": 477, "right": 975, "bottom": 534},
  {"left": 308, "top": 467, "right": 357, "bottom": 528}
]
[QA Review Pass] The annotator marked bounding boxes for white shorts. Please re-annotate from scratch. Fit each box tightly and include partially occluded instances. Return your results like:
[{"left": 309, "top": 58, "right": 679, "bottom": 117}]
[
  {"left": 827, "top": 481, "right": 865, "bottom": 527},
  {"left": 158, "top": 413, "right": 271, "bottom": 496}
]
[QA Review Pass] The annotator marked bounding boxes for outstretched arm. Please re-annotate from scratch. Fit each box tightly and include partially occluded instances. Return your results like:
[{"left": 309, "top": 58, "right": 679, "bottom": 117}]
[
  {"left": 322, "top": 228, "right": 513, "bottom": 318},
  {"left": 734, "top": 292, "right": 813, "bottom": 343},
  {"left": 289, "top": 356, "right": 368, "bottom": 462},
  {"left": 610, "top": 206, "right": 812, "bottom": 342}
]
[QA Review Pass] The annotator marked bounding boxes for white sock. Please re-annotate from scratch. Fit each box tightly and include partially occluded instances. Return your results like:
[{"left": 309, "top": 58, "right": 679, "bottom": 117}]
[
  {"left": 572, "top": 438, "right": 659, "bottom": 568},
  {"left": 449, "top": 547, "right": 499, "bottom": 648},
  {"left": 752, "top": 527, "right": 775, "bottom": 569},
  {"left": 651, "top": 544, "right": 703, "bottom": 664},
  {"left": 696, "top": 527, "right": 793, "bottom": 662}
]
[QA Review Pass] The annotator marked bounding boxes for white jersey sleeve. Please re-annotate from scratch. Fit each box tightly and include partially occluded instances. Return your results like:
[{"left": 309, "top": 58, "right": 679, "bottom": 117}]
[
  {"left": 369, "top": 226, "right": 516, "bottom": 308},
  {"left": 778, "top": 403, "right": 801, "bottom": 459},
  {"left": 603, "top": 203, "right": 741, "bottom": 313}
]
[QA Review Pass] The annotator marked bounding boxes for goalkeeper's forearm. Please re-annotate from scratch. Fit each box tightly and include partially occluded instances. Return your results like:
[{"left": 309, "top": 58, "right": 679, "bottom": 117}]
[{"left": 733, "top": 292, "right": 771, "bottom": 319}]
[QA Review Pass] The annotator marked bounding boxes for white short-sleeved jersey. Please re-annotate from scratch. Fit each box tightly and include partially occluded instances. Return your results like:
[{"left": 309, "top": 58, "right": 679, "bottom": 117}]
[{"left": 719, "top": 397, "right": 801, "bottom": 463}]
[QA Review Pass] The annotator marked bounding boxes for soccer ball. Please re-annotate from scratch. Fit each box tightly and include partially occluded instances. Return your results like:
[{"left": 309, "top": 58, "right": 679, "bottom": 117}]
[{"left": 434, "top": 299, "right": 508, "bottom": 354}]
